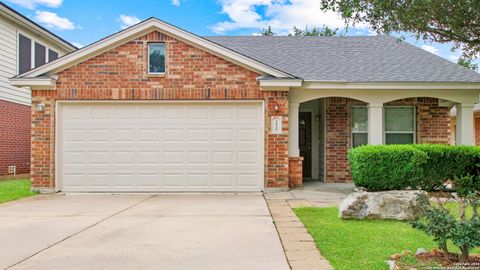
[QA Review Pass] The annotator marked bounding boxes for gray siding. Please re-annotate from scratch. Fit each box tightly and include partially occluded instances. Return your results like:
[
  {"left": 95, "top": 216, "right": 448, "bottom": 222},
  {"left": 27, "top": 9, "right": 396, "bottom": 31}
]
[
  {"left": 0, "top": 17, "right": 29, "bottom": 105},
  {"left": 0, "top": 15, "right": 70, "bottom": 105}
]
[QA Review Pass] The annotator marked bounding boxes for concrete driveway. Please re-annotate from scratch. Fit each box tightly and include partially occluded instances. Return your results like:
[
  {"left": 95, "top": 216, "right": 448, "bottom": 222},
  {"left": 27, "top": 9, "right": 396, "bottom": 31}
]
[{"left": 0, "top": 193, "right": 289, "bottom": 270}]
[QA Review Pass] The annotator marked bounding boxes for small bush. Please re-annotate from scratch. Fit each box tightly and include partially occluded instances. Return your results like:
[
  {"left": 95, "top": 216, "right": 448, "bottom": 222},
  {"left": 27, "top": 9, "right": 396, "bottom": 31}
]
[
  {"left": 348, "top": 145, "right": 427, "bottom": 191},
  {"left": 413, "top": 176, "right": 480, "bottom": 263}
]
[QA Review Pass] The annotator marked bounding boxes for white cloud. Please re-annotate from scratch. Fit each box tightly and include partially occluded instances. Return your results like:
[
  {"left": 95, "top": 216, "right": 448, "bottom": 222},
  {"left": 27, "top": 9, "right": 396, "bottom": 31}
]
[
  {"left": 171, "top": 0, "right": 180, "bottom": 6},
  {"left": 35, "top": 11, "right": 75, "bottom": 30},
  {"left": 421, "top": 45, "right": 440, "bottom": 55},
  {"left": 8, "top": 0, "right": 62, "bottom": 9},
  {"left": 119, "top": 15, "right": 141, "bottom": 29},
  {"left": 210, "top": 0, "right": 366, "bottom": 34}
]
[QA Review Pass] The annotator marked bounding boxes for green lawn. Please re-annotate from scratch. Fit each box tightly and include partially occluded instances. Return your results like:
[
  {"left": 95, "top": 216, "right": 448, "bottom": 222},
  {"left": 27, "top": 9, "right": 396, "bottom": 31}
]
[
  {"left": 294, "top": 207, "right": 480, "bottom": 270},
  {"left": 0, "top": 179, "right": 36, "bottom": 204}
]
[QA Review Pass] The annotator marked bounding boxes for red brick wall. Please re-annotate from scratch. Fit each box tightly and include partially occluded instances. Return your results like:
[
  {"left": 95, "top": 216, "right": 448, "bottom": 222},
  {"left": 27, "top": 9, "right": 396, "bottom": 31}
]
[
  {"left": 385, "top": 97, "right": 451, "bottom": 144},
  {"left": 288, "top": 157, "right": 303, "bottom": 188},
  {"left": 0, "top": 100, "right": 31, "bottom": 176},
  {"left": 324, "top": 97, "right": 451, "bottom": 183},
  {"left": 325, "top": 97, "right": 366, "bottom": 182},
  {"left": 31, "top": 31, "right": 289, "bottom": 190},
  {"left": 475, "top": 113, "right": 480, "bottom": 146}
]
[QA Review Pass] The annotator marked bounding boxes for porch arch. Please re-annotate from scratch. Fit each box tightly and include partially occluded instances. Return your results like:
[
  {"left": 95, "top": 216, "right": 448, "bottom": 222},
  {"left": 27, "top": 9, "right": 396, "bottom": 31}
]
[{"left": 289, "top": 89, "right": 480, "bottom": 104}]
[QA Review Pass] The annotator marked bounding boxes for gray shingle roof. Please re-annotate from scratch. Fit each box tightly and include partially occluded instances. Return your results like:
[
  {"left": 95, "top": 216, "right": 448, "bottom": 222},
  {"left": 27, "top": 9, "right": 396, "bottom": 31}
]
[{"left": 204, "top": 35, "right": 480, "bottom": 83}]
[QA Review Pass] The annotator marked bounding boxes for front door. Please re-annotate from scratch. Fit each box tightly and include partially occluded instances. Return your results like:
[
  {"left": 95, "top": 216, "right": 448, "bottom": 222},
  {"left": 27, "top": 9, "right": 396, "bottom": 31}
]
[{"left": 299, "top": 112, "right": 312, "bottom": 178}]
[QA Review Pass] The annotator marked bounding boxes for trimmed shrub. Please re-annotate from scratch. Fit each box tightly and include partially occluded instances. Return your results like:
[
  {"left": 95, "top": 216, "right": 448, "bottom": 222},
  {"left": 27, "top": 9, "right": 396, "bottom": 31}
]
[
  {"left": 348, "top": 145, "right": 428, "bottom": 191},
  {"left": 349, "top": 144, "right": 480, "bottom": 191},
  {"left": 412, "top": 144, "right": 480, "bottom": 190}
]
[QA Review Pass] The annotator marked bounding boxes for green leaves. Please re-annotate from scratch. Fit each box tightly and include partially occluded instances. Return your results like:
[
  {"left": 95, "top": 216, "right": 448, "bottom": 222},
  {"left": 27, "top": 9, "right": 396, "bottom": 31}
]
[
  {"left": 412, "top": 204, "right": 455, "bottom": 253},
  {"left": 348, "top": 144, "right": 480, "bottom": 191},
  {"left": 320, "top": 0, "right": 480, "bottom": 58},
  {"left": 413, "top": 201, "right": 480, "bottom": 262},
  {"left": 348, "top": 145, "right": 427, "bottom": 191}
]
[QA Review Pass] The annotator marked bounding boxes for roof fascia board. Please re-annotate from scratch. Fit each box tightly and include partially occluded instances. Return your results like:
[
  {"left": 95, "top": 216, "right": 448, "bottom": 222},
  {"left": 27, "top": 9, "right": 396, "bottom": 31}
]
[
  {"left": 0, "top": 5, "right": 76, "bottom": 52},
  {"left": 259, "top": 78, "right": 303, "bottom": 86},
  {"left": 19, "top": 19, "right": 292, "bottom": 78},
  {"left": 258, "top": 78, "right": 303, "bottom": 91},
  {"left": 299, "top": 81, "right": 480, "bottom": 90},
  {"left": 9, "top": 77, "right": 56, "bottom": 90}
]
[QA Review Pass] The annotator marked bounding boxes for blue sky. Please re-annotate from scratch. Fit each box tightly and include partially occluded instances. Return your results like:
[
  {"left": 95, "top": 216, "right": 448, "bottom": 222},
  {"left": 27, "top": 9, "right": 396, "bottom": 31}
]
[{"left": 5, "top": 0, "right": 464, "bottom": 63}]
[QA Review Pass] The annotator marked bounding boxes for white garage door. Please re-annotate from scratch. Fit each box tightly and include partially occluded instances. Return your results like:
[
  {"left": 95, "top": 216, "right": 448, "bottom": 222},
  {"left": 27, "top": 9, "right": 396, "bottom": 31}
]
[{"left": 58, "top": 102, "right": 264, "bottom": 192}]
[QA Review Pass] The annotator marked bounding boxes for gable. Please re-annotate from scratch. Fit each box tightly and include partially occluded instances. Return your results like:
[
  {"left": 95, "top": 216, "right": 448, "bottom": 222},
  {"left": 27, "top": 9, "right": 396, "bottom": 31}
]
[
  {"left": 17, "top": 18, "right": 291, "bottom": 79},
  {"left": 55, "top": 30, "right": 263, "bottom": 97}
]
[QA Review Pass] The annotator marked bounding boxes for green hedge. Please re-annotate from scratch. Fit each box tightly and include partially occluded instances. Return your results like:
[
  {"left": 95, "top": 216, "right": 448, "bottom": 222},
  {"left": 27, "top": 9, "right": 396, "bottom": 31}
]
[
  {"left": 411, "top": 144, "right": 480, "bottom": 190},
  {"left": 348, "top": 144, "right": 480, "bottom": 191},
  {"left": 348, "top": 145, "right": 428, "bottom": 191}
]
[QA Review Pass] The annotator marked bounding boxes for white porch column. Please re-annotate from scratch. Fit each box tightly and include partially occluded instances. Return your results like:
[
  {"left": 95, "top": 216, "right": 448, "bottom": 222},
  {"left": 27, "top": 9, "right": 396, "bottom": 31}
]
[
  {"left": 288, "top": 102, "right": 300, "bottom": 156},
  {"left": 368, "top": 103, "right": 384, "bottom": 145},
  {"left": 455, "top": 103, "right": 475, "bottom": 145}
]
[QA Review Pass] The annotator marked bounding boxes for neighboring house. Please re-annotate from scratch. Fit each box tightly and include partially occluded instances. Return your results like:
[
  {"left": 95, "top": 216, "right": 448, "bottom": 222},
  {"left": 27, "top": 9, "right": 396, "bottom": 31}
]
[
  {"left": 450, "top": 104, "right": 480, "bottom": 145},
  {"left": 10, "top": 18, "right": 480, "bottom": 192},
  {"left": 0, "top": 3, "right": 76, "bottom": 178}
]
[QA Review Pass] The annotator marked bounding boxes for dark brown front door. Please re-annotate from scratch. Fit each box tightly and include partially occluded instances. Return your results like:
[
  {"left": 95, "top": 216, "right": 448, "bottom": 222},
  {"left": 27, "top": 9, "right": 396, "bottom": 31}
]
[{"left": 299, "top": 112, "right": 312, "bottom": 178}]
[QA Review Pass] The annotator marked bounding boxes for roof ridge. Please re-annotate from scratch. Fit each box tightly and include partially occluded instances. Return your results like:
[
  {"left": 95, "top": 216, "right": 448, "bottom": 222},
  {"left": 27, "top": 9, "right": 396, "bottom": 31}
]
[{"left": 204, "top": 35, "right": 390, "bottom": 38}]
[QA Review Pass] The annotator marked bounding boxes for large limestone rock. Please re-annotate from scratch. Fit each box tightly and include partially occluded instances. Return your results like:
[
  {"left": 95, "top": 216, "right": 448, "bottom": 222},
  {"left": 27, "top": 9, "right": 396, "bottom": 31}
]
[{"left": 339, "top": 190, "right": 428, "bottom": 220}]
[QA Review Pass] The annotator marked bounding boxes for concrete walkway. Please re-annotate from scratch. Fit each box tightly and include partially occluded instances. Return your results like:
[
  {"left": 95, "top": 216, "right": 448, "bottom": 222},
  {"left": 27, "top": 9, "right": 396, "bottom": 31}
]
[
  {"left": 266, "top": 182, "right": 354, "bottom": 207},
  {"left": 0, "top": 193, "right": 289, "bottom": 270},
  {"left": 265, "top": 182, "right": 354, "bottom": 270}
]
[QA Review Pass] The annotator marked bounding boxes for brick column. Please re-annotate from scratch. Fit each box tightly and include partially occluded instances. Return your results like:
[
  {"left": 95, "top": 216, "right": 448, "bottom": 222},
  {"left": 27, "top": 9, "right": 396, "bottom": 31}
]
[
  {"left": 289, "top": 157, "right": 303, "bottom": 188},
  {"left": 265, "top": 92, "right": 289, "bottom": 188},
  {"left": 31, "top": 95, "right": 55, "bottom": 192}
]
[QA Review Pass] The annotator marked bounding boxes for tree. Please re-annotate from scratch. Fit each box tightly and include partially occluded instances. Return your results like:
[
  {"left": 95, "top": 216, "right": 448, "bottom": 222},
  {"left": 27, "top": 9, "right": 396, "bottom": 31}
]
[
  {"left": 260, "top": 26, "right": 274, "bottom": 36},
  {"left": 413, "top": 175, "right": 480, "bottom": 263},
  {"left": 260, "top": 25, "right": 341, "bottom": 36},
  {"left": 458, "top": 57, "right": 479, "bottom": 71},
  {"left": 320, "top": 0, "right": 480, "bottom": 58},
  {"left": 289, "top": 25, "right": 341, "bottom": 36}
]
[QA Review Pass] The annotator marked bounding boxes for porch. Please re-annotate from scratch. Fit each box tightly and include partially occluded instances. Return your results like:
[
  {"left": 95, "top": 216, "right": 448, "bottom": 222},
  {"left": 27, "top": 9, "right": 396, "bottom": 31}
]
[{"left": 287, "top": 87, "right": 479, "bottom": 186}]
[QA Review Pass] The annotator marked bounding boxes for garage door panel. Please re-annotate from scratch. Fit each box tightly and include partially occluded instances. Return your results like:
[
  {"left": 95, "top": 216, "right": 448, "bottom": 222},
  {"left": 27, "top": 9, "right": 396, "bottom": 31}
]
[
  {"left": 163, "top": 129, "right": 184, "bottom": 142},
  {"left": 212, "top": 107, "right": 233, "bottom": 119},
  {"left": 187, "top": 107, "right": 209, "bottom": 119},
  {"left": 60, "top": 103, "right": 264, "bottom": 192}
]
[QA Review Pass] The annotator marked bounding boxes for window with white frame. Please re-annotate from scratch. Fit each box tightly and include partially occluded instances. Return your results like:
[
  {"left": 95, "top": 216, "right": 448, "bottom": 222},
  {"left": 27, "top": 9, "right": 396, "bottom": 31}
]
[
  {"left": 384, "top": 106, "right": 415, "bottom": 144},
  {"left": 18, "top": 33, "right": 59, "bottom": 74},
  {"left": 351, "top": 106, "right": 368, "bottom": 147},
  {"left": 148, "top": 43, "right": 166, "bottom": 74}
]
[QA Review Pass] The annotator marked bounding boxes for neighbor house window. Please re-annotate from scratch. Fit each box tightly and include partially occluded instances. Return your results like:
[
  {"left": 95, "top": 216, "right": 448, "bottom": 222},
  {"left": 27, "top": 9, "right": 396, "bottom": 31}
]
[
  {"left": 148, "top": 43, "right": 166, "bottom": 74},
  {"left": 351, "top": 106, "right": 368, "bottom": 147},
  {"left": 34, "top": 42, "right": 46, "bottom": 68},
  {"left": 18, "top": 34, "right": 32, "bottom": 74},
  {"left": 384, "top": 106, "right": 415, "bottom": 144},
  {"left": 18, "top": 34, "right": 59, "bottom": 74},
  {"left": 48, "top": 49, "right": 58, "bottom": 62}
]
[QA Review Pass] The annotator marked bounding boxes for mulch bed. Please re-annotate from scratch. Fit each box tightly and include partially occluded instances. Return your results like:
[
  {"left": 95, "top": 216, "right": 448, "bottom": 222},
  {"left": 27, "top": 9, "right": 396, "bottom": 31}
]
[
  {"left": 417, "top": 249, "right": 480, "bottom": 265},
  {"left": 392, "top": 249, "right": 480, "bottom": 269}
]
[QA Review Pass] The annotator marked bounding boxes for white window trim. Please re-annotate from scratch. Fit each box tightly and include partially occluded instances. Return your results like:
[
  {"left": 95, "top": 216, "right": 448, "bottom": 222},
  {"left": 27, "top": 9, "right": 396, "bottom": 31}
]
[
  {"left": 383, "top": 105, "right": 416, "bottom": 144},
  {"left": 351, "top": 105, "right": 368, "bottom": 148},
  {"left": 147, "top": 42, "right": 166, "bottom": 75}
]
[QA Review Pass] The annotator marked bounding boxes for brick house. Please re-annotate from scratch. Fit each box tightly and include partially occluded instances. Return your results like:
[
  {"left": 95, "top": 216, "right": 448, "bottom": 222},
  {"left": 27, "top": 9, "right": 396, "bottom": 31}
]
[
  {"left": 0, "top": 3, "right": 76, "bottom": 178},
  {"left": 11, "top": 18, "right": 480, "bottom": 192}
]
